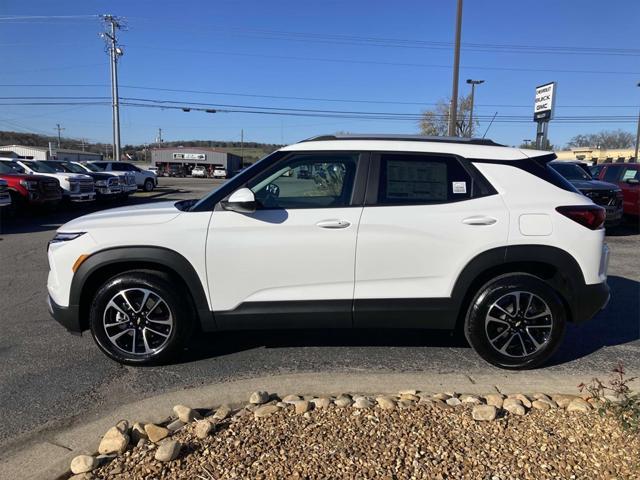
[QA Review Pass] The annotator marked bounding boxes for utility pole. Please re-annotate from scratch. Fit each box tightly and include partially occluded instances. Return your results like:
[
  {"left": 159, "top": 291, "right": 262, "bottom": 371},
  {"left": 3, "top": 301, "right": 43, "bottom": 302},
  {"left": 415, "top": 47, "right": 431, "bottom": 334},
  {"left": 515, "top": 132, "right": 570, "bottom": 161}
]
[
  {"left": 634, "top": 82, "right": 640, "bottom": 161},
  {"left": 102, "top": 15, "right": 124, "bottom": 162},
  {"left": 448, "top": 0, "right": 464, "bottom": 137},
  {"left": 54, "top": 123, "right": 65, "bottom": 148},
  {"left": 240, "top": 129, "right": 244, "bottom": 164},
  {"left": 81, "top": 138, "right": 86, "bottom": 152},
  {"left": 156, "top": 127, "right": 163, "bottom": 148},
  {"left": 466, "top": 79, "right": 484, "bottom": 137}
]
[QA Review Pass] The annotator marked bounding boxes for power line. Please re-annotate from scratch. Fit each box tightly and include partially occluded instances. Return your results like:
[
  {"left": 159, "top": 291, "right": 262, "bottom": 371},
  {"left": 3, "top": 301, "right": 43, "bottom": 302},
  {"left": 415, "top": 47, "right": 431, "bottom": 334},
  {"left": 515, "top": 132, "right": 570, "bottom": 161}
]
[
  {"left": 135, "top": 45, "right": 640, "bottom": 76},
  {"left": 0, "top": 84, "right": 635, "bottom": 109}
]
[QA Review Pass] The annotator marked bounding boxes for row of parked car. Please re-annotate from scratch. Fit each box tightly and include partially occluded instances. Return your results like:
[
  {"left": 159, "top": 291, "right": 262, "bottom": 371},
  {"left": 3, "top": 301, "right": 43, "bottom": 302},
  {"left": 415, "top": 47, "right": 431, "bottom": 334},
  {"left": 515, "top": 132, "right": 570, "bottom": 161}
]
[
  {"left": 548, "top": 160, "right": 639, "bottom": 226},
  {"left": 0, "top": 158, "right": 158, "bottom": 214}
]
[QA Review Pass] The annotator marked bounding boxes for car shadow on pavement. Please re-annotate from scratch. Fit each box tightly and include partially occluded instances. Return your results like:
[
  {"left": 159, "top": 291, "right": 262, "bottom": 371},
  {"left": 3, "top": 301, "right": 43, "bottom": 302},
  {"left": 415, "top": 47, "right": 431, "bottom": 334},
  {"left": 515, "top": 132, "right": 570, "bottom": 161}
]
[
  {"left": 178, "top": 275, "right": 639, "bottom": 367},
  {"left": 550, "top": 275, "right": 640, "bottom": 366}
]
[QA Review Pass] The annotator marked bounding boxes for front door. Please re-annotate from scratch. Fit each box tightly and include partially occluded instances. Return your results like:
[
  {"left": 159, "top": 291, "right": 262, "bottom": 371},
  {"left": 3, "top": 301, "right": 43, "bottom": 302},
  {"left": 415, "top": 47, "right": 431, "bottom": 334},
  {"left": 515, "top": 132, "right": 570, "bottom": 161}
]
[{"left": 206, "top": 152, "right": 365, "bottom": 329}]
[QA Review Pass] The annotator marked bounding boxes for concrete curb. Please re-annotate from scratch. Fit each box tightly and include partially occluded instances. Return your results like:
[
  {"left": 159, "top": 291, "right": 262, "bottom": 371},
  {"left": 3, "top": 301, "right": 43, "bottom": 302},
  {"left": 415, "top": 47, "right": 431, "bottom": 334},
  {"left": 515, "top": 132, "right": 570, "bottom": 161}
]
[{"left": 0, "top": 370, "right": 590, "bottom": 480}]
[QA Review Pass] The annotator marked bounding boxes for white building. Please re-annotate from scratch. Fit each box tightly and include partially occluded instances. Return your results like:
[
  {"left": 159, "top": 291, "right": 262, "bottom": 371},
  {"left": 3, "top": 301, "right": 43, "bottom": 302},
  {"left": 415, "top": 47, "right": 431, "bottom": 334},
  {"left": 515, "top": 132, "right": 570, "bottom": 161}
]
[{"left": 0, "top": 145, "right": 103, "bottom": 162}]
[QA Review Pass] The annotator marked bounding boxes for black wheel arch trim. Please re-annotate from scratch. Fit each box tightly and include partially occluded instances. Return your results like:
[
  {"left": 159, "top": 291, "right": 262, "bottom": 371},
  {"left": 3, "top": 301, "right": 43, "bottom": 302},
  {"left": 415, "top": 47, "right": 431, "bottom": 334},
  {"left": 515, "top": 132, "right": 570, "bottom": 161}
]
[
  {"left": 451, "top": 244, "right": 591, "bottom": 324},
  {"left": 70, "top": 246, "right": 213, "bottom": 332}
]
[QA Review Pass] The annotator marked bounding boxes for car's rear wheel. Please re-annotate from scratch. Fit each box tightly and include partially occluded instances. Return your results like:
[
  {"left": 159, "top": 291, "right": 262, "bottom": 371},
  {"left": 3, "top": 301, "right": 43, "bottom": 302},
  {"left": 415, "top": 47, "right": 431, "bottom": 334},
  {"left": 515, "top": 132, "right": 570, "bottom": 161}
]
[
  {"left": 464, "top": 273, "right": 566, "bottom": 370},
  {"left": 89, "top": 271, "right": 193, "bottom": 365}
]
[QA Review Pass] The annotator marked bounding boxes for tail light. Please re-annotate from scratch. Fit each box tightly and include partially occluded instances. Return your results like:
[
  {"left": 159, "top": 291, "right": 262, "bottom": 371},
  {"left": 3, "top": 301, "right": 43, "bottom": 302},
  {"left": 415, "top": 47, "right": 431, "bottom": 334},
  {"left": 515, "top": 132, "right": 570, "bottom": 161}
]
[{"left": 556, "top": 205, "right": 605, "bottom": 230}]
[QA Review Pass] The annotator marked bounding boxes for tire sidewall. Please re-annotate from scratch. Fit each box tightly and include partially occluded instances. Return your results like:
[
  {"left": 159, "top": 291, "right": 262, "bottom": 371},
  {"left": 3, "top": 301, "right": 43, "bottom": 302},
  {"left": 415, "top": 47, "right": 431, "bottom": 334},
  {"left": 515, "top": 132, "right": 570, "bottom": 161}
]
[
  {"left": 465, "top": 274, "right": 567, "bottom": 370},
  {"left": 143, "top": 179, "right": 154, "bottom": 191},
  {"left": 89, "top": 272, "right": 189, "bottom": 365}
]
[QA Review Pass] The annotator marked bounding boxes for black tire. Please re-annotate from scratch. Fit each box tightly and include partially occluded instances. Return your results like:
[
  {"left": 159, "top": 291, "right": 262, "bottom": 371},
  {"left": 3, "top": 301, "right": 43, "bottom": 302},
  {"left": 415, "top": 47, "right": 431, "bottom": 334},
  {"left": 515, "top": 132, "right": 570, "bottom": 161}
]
[
  {"left": 143, "top": 179, "right": 154, "bottom": 192},
  {"left": 89, "top": 271, "right": 193, "bottom": 365},
  {"left": 464, "top": 273, "right": 566, "bottom": 370}
]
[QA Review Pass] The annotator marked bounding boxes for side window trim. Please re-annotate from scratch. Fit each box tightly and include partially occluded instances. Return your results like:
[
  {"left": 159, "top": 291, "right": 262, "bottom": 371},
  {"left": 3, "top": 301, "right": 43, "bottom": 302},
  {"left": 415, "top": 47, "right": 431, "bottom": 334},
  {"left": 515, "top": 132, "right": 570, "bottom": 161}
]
[
  {"left": 365, "top": 151, "right": 496, "bottom": 207},
  {"left": 236, "top": 151, "right": 369, "bottom": 210}
]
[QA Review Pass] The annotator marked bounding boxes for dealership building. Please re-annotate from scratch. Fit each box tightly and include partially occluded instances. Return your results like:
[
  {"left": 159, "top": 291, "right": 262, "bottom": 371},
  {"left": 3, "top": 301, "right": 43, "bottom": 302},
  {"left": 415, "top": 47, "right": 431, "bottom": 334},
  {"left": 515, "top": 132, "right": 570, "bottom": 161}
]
[
  {"left": 150, "top": 147, "right": 242, "bottom": 176},
  {"left": 0, "top": 144, "right": 103, "bottom": 162}
]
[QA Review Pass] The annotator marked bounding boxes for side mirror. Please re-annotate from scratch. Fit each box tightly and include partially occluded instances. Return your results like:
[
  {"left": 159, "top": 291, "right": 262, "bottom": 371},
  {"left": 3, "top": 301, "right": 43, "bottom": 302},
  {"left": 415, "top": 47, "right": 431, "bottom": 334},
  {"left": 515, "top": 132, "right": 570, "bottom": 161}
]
[{"left": 221, "top": 187, "right": 256, "bottom": 213}]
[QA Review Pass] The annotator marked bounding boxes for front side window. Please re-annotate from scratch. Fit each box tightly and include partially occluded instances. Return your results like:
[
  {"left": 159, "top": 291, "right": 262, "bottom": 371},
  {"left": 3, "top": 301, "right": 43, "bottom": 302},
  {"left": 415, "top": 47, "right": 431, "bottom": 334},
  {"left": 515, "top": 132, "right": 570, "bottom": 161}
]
[
  {"left": 377, "top": 154, "right": 472, "bottom": 205},
  {"left": 0, "top": 161, "right": 25, "bottom": 174},
  {"left": 549, "top": 163, "right": 591, "bottom": 181},
  {"left": 248, "top": 153, "right": 358, "bottom": 209}
]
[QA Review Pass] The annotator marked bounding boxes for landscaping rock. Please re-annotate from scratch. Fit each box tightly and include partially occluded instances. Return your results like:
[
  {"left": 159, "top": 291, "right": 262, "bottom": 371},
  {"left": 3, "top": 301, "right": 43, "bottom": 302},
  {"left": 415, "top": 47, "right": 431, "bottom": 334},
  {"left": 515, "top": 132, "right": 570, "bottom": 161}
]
[
  {"left": 293, "top": 400, "right": 311, "bottom": 414},
  {"left": 472, "top": 405, "right": 497, "bottom": 421},
  {"left": 144, "top": 423, "right": 170, "bottom": 443},
  {"left": 460, "top": 394, "right": 481, "bottom": 404},
  {"left": 167, "top": 419, "right": 186, "bottom": 432},
  {"left": 115, "top": 420, "right": 129, "bottom": 434},
  {"left": 130, "top": 422, "right": 147, "bottom": 443},
  {"left": 311, "top": 397, "right": 331, "bottom": 409},
  {"left": 503, "top": 398, "right": 527, "bottom": 416},
  {"left": 249, "top": 391, "right": 270, "bottom": 404},
  {"left": 376, "top": 396, "right": 397, "bottom": 410},
  {"left": 446, "top": 397, "right": 462, "bottom": 406},
  {"left": 254, "top": 404, "right": 280, "bottom": 418},
  {"left": 432, "top": 393, "right": 450, "bottom": 401},
  {"left": 484, "top": 393, "right": 504, "bottom": 408},
  {"left": 508, "top": 393, "right": 532, "bottom": 408},
  {"left": 567, "top": 398, "right": 592, "bottom": 413},
  {"left": 155, "top": 440, "right": 181, "bottom": 462},
  {"left": 194, "top": 420, "right": 214, "bottom": 439},
  {"left": 399, "top": 393, "right": 420, "bottom": 402},
  {"left": 212, "top": 404, "right": 232, "bottom": 420},
  {"left": 552, "top": 394, "right": 580, "bottom": 409},
  {"left": 398, "top": 389, "right": 418, "bottom": 396},
  {"left": 334, "top": 396, "right": 353, "bottom": 408},
  {"left": 282, "top": 394, "right": 302, "bottom": 404},
  {"left": 354, "top": 397, "right": 373, "bottom": 409},
  {"left": 70, "top": 455, "right": 98, "bottom": 474},
  {"left": 173, "top": 405, "right": 201, "bottom": 423},
  {"left": 532, "top": 400, "right": 551, "bottom": 411},
  {"left": 98, "top": 426, "right": 129, "bottom": 455}
]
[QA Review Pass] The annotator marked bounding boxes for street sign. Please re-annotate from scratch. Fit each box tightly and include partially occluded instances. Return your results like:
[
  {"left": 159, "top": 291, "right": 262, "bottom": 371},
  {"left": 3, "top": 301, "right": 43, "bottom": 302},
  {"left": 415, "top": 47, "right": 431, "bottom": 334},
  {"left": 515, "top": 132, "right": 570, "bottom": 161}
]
[{"left": 534, "top": 82, "right": 556, "bottom": 121}]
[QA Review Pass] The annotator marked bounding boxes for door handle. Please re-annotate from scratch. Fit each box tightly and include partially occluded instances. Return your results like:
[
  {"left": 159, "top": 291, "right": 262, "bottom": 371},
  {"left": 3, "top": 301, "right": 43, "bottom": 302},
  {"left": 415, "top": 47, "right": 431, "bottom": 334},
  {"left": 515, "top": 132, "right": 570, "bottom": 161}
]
[
  {"left": 462, "top": 216, "right": 497, "bottom": 226},
  {"left": 316, "top": 219, "right": 351, "bottom": 229}
]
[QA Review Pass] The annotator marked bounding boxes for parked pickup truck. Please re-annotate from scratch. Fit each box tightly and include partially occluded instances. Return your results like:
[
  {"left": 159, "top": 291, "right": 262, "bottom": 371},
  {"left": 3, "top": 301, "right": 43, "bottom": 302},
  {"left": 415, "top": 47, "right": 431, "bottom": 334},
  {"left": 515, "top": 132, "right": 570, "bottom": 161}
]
[
  {"left": 0, "top": 159, "right": 95, "bottom": 203},
  {"left": 0, "top": 160, "right": 62, "bottom": 212},
  {"left": 42, "top": 160, "right": 126, "bottom": 200},
  {"left": 75, "top": 162, "right": 137, "bottom": 196}
]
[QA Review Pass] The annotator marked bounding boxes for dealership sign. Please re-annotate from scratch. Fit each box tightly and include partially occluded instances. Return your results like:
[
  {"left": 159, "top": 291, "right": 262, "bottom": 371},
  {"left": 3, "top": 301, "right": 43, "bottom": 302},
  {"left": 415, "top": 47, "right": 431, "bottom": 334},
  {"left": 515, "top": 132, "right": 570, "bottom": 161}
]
[
  {"left": 533, "top": 82, "right": 556, "bottom": 121},
  {"left": 173, "top": 152, "right": 206, "bottom": 160}
]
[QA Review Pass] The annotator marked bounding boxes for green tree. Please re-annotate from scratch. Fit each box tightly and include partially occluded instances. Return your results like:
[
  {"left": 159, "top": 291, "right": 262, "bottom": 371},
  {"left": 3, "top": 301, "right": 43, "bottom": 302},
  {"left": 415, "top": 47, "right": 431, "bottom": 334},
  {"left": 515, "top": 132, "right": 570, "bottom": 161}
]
[{"left": 419, "top": 94, "right": 478, "bottom": 137}]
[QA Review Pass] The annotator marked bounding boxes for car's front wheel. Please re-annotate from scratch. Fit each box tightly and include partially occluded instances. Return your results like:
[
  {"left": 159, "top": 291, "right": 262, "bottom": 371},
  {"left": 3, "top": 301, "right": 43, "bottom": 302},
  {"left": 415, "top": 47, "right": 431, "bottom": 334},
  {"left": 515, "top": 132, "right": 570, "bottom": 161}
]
[
  {"left": 464, "top": 273, "right": 566, "bottom": 370},
  {"left": 143, "top": 178, "right": 154, "bottom": 192},
  {"left": 89, "top": 271, "right": 193, "bottom": 365}
]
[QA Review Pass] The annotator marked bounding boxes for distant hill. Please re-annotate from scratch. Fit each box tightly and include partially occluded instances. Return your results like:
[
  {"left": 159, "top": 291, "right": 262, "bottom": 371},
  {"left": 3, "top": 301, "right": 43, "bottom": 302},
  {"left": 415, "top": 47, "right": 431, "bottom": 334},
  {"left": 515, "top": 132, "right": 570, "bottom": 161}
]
[{"left": 0, "top": 131, "right": 281, "bottom": 163}]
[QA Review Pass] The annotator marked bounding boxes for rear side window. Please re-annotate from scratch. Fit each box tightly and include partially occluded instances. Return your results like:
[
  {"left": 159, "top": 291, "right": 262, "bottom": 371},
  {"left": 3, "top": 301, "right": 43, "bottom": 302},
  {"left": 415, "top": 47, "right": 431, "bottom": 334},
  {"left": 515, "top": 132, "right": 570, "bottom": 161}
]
[
  {"left": 377, "top": 154, "right": 473, "bottom": 205},
  {"left": 603, "top": 166, "right": 622, "bottom": 183}
]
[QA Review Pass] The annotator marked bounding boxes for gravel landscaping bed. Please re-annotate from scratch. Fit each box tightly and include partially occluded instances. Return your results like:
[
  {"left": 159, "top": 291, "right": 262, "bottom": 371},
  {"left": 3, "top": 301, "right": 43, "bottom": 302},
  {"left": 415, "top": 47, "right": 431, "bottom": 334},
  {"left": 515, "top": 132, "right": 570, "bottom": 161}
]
[{"left": 69, "top": 391, "right": 640, "bottom": 480}]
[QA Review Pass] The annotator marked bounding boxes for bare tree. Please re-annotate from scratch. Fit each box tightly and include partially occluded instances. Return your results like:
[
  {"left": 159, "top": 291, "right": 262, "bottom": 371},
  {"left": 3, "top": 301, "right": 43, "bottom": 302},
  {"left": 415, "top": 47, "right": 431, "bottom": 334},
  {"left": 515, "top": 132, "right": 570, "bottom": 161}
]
[
  {"left": 419, "top": 94, "right": 478, "bottom": 137},
  {"left": 567, "top": 129, "right": 635, "bottom": 150}
]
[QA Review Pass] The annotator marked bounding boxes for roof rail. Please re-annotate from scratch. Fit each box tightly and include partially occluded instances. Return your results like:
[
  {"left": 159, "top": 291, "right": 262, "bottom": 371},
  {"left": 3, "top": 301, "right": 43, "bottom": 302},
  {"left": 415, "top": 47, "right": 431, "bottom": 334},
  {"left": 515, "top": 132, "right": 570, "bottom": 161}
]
[{"left": 299, "top": 134, "right": 504, "bottom": 147}]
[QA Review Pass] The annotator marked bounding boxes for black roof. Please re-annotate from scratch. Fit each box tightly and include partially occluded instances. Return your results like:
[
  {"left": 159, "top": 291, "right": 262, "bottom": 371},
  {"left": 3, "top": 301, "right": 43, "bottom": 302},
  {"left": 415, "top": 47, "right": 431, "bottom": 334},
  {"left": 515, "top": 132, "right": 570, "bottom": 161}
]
[{"left": 299, "top": 134, "right": 503, "bottom": 147}]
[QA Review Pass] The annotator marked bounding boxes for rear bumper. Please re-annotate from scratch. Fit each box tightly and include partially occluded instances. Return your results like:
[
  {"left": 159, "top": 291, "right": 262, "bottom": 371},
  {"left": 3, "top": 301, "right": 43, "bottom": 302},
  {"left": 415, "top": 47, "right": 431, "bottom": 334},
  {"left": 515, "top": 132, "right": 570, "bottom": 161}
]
[
  {"left": 571, "top": 280, "right": 610, "bottom": 324},
  {"left": 48, "top": 295, "right": 82, "bottom": 334}
]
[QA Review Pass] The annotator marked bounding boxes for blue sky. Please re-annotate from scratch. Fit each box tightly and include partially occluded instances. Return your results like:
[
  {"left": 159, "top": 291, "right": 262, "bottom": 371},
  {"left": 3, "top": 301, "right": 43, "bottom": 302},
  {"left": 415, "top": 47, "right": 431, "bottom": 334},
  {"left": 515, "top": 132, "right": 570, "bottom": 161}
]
[{"left": 0, "top": 0, "right": 638, "bottom": 148}]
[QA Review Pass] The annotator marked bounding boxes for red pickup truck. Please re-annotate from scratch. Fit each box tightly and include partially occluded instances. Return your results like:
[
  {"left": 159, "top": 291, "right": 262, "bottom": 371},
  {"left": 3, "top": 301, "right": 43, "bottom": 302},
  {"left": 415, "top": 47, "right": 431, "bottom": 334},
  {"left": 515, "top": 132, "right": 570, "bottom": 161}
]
[
  {"left": 591, "top": 163, "right": 640, "bottom": 217},
  {"left": 0, "top": 160, "right": 62, "bottom": 213}
]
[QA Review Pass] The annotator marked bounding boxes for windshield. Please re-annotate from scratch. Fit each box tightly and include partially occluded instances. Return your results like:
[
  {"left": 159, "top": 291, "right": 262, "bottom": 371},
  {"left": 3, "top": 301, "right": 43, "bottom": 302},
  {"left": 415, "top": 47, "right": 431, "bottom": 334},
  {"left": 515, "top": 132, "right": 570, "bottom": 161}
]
[
  {"left": 60, "top": 162, "right": 86, "bottom": 174},
  {"left": 22, "top": 161, "right": 58, "bottom": 174},
  {"left": 0, "top": 161, "right": 25, "bottom": 174},
  {"left": 550, "top": 163, "right": 592, "bottom": 181},
  {"left": 82, "top": 163, "right": 100, "bottom": 172},
  {"left": 42, "top": 161, "right": 68, "bottom": 173}
]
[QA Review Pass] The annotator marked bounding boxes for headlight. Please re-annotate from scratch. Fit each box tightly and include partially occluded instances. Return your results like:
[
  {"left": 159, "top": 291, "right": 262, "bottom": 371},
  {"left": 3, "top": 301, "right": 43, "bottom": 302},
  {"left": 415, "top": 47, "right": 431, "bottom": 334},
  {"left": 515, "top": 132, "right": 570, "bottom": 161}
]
[
  {"left": 50, "top": 232, "right": 86, "bottom": 244},
  {"left": 19, "top": 179, "right": 39, "bottom": 190},
  {"left": 69, "top": 182, "right": 80, "bottom": 192},
  {"left": 95, "top": 180, "right": 107, "bottom": 187}
]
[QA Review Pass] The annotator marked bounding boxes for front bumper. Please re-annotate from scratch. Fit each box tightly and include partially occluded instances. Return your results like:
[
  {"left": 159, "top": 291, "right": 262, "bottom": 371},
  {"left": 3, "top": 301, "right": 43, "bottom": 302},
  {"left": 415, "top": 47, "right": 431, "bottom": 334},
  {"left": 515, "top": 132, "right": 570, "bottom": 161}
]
[
  {"left": 571, "top": 280, "right": 610, "bottom": 324},
  {"left": 48, "top": 295, "right": 82, "bottom": 334},
  {"left": 68, "top": 192, "right": 96, "bottom": 202},
  {"left": 96, "top": 185, "right": 122, "bottom": 196}
]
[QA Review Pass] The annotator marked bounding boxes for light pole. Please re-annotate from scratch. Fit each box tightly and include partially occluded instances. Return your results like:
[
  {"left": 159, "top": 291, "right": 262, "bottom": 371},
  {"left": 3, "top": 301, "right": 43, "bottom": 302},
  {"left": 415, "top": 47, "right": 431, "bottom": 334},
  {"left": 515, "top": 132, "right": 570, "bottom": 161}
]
[
  {"left": 466, "top": 79, "right": 484, "bottom": 137},
  {"left": 448, "top": 0, "right": 464, "bottom": 137},
  {"left": 523, "top": 139, "right": 532, "bottom": 148},
  {"left": 634, "top": 82, "right": 640, "bottom": 162},
  {"left": 102, "top": 15, "right": 123, "bottom": 162}
]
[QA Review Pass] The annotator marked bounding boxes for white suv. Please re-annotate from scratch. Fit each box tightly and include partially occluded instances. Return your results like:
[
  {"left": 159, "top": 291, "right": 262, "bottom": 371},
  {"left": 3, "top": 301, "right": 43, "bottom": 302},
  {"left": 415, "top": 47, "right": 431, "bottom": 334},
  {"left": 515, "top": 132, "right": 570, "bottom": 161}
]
[
  {"left": 47, "top": 135, "right": 610, "bottom": 369},
  {"left": 90, "top": 161, "right": 157, "bottom": 192}
]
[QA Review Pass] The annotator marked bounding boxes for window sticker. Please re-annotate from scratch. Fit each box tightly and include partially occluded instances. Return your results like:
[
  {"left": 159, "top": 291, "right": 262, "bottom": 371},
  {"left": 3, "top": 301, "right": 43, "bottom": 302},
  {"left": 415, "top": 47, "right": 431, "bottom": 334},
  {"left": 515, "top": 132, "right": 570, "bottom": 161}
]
[{"left": 452, "top": 181, "right": 467, "bottom": 194}]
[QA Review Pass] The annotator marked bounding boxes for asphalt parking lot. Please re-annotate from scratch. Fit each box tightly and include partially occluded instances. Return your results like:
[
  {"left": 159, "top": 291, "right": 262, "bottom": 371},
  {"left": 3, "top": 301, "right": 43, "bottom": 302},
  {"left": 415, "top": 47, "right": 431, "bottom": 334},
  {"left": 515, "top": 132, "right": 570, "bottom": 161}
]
[{"left": 0, "top": 177, "right": 638, "bottom": 452}]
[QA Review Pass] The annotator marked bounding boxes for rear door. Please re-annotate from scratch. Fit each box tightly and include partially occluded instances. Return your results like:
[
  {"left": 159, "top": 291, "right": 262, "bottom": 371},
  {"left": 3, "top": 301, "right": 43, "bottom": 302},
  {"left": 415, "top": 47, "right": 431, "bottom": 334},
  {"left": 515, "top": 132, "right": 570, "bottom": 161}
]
[{"left": 353, "top": 152, "right": 508, "bottom": 328}]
